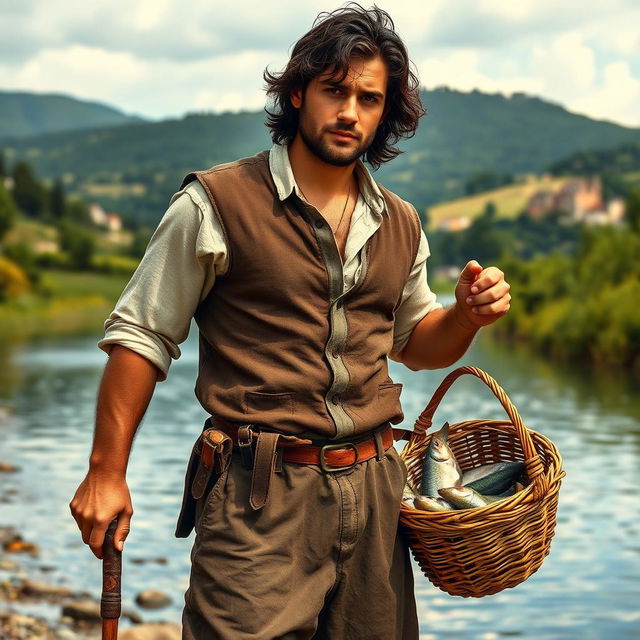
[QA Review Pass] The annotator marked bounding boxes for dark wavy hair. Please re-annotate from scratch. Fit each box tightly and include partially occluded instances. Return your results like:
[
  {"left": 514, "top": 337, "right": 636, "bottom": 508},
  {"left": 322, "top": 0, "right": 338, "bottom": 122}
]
[{"left": 262, "top": 2, "right": 425, "bottom": 170}]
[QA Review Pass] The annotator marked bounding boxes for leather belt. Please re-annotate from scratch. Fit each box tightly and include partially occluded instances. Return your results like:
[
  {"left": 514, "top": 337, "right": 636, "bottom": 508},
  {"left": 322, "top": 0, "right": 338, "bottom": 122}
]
[
  {"left": 207, "top": 417, "right": 403, "bottom": 510},
  {"left": 210, "top": 418, "right": 395, "bottom": 471}
]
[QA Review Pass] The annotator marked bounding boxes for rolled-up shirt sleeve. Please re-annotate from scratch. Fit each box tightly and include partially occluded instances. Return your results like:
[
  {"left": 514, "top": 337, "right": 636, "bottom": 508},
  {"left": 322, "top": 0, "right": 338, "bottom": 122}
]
[
  {"left": 97, "top": 181, "right": 226, "bottom": 381},
  {"left": 389, "top": 228, "right": 443, "bottom": 361}
]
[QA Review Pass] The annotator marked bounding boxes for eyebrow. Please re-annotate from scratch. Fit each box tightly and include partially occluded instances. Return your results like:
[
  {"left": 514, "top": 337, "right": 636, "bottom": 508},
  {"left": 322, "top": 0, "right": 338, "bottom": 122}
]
[{"left": 319, "top": 80, "right": 385, "bottom": 100}]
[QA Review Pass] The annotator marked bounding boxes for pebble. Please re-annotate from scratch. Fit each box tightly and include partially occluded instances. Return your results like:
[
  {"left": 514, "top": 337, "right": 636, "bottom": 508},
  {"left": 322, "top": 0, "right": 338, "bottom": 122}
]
[
  {"left": 21, "top": 578, "right": 90, "bottom": 600},
  {"left": 3, "top": 536, "right": 40, "bottom": 557},
  {"left": 130, "top": 556, "right": 168, "bottom": 565},
  {"left": 0, "top": 610, "right": 62, "bottom": 640},
  {"left": 119, "top": 622, "right": 181, "bottom": 640},
  {"left": 135, "top": 589, "right": 172, "bottom": 609},
  {"left": 61, "top": 600, "right": 102, "bottom": 623}
]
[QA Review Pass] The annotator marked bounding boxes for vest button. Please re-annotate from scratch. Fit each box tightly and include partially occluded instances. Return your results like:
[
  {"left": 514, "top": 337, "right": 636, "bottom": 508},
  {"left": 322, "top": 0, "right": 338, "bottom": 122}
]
[
  {"left": 314, "top": 219, "right": 324, "bottom": 229},
  {"left": 332, "top": 393, "right": 341, "bottom": 405}
]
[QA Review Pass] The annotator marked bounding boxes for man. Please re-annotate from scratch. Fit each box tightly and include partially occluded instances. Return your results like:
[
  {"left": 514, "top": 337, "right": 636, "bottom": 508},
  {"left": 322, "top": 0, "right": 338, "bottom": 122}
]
[{"left": 70, "top": 4, "right": 510, "bottom": 639}]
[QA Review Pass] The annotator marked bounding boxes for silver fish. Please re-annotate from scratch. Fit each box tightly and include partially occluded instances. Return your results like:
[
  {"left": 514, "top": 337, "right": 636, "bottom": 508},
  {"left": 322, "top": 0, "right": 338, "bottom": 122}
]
[
  {"left": 402, "top": 480, "right": 418, "bottom": 508},
  {"left": 419, "top": 422, "right": 462, "bottom": 497},
  {"left": 402, "top": 497, "right": 416, "bottom": 509},
  {"left": 438, "top": 486, "right": 507, "bottom": 510},
  {"left": 414, "top": 495, "right": 453, "bottom": 512}
]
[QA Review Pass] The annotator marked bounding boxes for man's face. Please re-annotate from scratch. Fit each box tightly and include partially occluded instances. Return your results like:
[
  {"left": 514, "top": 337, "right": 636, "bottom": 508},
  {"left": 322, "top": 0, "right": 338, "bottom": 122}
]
[{"left": 290, "top": 54, "right": 389, "bottom": 167}]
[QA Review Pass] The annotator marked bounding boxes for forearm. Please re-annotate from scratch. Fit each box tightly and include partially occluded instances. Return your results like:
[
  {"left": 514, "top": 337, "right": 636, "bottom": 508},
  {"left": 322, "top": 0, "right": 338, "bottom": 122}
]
[
  {"left": 396, "top": 303, "right": 479, "bottom": 371},
  {"left": 89, "top": 344, "right": 160, "bottom": 477}
]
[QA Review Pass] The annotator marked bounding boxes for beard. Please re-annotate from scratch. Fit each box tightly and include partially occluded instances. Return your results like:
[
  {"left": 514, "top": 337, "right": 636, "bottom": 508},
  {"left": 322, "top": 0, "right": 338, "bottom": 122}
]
[{"left": 297, "top": 105, "right": 375, "bottom": 167}]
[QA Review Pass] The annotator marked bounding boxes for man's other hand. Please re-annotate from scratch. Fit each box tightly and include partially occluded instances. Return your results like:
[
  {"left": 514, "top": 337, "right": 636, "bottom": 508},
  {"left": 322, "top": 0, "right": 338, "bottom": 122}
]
[
  {"left": 453, "top": 260, "right": 511, "bottom": 330},
  {"left": 69, "top": 470, "right": 133, "bottom": 559}
]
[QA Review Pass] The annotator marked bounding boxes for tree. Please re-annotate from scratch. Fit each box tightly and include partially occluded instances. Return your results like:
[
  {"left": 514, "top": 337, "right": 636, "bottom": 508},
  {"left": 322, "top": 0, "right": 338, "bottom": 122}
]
[
  {"left": 12, "top": 161, "right": 46, "bottom": 218},
  {"left": 57, "top": 219, "right": 95, "bottom": 270},
  {"left": 50, "top": 178, "right": 66, "bottom": 220},
  {"left": 129, "top": 226, "right": 154, "bottom": 259},
  {"left": 0, "top": 255, "right": 29, "bottom": 302},
  {"left": 459, "top": 201, "right": 506, "bottom": 264},
  {"left": 626, "top": 187, "right": 640, "bottom": 234},
  {"left": 0, "top": 181, "right": 18, "bottom": 243},
  {"left": 65, "top": 197, "right": 91, "bottom": 225}
]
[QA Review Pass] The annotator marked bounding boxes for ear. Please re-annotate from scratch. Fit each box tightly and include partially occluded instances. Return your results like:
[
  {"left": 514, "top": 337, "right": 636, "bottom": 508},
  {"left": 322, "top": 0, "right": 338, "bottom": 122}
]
[{"left": 290, "top": 86, "right": 303, "bottom": 109}]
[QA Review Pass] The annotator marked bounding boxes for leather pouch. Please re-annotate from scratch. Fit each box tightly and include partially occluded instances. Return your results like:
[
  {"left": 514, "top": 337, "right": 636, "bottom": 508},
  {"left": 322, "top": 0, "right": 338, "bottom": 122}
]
[{"left": 174, "top": 420, "right": 233, "bottom": 538}]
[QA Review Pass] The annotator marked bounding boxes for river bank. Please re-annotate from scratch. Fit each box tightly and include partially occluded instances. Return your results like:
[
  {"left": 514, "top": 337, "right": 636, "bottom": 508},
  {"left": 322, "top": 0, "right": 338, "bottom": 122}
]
[
  {"left": 0, "top": 269, "right": 130, "bottom": 343},
  {"left": 0, "top": 458, "right": 181, "bottom": 640}
]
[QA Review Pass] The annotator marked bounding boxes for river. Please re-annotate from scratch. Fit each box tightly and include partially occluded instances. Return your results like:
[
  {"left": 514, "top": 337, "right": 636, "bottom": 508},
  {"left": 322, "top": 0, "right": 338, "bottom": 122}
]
[{"left": 0, "top": 305, "right": 639, "bottom": 639}]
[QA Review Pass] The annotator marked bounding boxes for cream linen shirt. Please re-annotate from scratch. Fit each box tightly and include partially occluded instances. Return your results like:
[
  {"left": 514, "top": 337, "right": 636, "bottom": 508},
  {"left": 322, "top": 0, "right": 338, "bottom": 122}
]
[{"left": 98, "top": 142, "right": 442, "bottom": 381}]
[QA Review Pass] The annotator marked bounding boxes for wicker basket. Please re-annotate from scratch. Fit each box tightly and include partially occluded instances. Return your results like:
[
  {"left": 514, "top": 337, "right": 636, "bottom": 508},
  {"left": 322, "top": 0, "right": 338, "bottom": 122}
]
[{"left": 399, "top": 365, "right": 565, "bottom": 598}]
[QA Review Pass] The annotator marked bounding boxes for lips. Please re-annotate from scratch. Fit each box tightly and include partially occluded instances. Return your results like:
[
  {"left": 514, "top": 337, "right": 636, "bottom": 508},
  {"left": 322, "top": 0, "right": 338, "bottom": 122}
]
[{"left": 329, "top": 130, "right": 357, "bottom": 139}]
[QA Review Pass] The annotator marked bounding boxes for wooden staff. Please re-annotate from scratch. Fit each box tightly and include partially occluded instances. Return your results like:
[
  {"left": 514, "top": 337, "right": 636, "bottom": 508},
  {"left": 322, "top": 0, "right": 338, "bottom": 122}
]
[{"left": 101, "top": 517, "right": 122, "bottom": 640}]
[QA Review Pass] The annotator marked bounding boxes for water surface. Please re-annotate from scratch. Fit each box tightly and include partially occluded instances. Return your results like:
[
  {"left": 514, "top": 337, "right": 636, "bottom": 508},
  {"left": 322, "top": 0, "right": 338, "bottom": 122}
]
[{"left": 0, "top": 315, "right": 638, "bottom": 639}]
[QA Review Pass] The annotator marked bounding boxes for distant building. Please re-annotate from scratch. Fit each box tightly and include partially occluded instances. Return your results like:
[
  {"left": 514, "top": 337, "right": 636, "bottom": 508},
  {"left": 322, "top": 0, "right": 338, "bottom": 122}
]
[
  {"left": 527, "top": 189, "right": 555, "bottom": 219},
  {"left": 90, "top": 203, "right": 123, "bottom": 231},
  {"left": 32, "top": 240, "right": 59, "bottom": 254},
  {"left": 433, "top": 265, "right": 461, "bottom": 280},
  {"left": 436, "top": 215, "right": 471, "bottom": 232},
  {"left": 526, "top": 176, "right": 625, "bottom": 225},
  {"left": 89, "top": 203, "right": 108, "bottom": 226},
  {"left": 106, "top": 213, "right": 122, "bottom": 232}
]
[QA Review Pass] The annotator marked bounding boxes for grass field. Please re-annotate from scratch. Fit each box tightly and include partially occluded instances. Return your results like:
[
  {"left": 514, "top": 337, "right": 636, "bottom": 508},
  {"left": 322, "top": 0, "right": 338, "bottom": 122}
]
[
  {"left": 426, "top": 174, "right": 571, "bottom": 230},
  {"left": 0, "top": 269, "right": 130, "bottom": 342}
]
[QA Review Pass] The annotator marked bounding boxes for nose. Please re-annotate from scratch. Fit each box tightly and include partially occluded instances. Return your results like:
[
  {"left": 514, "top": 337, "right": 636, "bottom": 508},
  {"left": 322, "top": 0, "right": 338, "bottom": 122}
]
[{"left": 337, "top": 95, "right": 358, "bottom": 123}]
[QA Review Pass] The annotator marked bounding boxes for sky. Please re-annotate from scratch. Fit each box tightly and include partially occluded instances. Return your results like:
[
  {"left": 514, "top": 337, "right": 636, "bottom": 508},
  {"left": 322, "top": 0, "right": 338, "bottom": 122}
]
[{"left": 1, "top": 0, "right": 639, "bottom": 128}]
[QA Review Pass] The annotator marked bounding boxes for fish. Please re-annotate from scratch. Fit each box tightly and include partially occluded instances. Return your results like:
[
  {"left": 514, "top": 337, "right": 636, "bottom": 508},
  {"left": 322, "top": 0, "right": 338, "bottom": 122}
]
[
  {"left": 438, "top": 486, "right": 507, "bottom": 510},
  {"left": 402, "top": 480, "right": 418, "bottom": 509},
  {"left": 414, "top": 495, "right": 453, "bottom": 512},
  {"left": 463, "top": 461, "right": 525, "bottom": 495},
  {"left": 419, "top": 422, "right": 462, "bottom": 497},
  {"left": 461, "top": 461, "right": 525, "bottom": 485}
]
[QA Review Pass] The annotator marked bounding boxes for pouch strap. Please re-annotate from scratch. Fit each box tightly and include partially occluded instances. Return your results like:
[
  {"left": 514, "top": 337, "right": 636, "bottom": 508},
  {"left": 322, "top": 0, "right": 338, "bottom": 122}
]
[
  {"left": 249, "top": 431, "right": 280, "bottom": 510},
  {"left": 191, "top": 428, "right": 233, "bottom": 500}
]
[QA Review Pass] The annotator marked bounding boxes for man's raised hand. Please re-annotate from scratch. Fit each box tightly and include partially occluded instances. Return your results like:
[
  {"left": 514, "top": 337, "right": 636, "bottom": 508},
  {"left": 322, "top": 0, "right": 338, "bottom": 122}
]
[{"left": 453, "top": 260, "right": 511, "bottom": 330}]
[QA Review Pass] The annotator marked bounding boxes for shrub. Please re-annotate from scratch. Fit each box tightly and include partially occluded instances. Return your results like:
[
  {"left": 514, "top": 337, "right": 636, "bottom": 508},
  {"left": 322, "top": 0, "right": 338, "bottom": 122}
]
[{"left": 0, "top": 255, "right": 29, "bottom": 302}]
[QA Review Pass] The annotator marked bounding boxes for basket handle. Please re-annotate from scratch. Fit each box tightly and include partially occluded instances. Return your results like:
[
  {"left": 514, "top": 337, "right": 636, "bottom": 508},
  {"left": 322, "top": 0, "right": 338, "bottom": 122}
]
[{"left": 414, "top": 365, "right": 548, "bottom": 499}]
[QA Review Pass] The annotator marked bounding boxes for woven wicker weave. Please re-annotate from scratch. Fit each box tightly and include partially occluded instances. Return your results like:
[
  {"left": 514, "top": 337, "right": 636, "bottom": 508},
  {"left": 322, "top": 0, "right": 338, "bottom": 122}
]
[{"left": 399, "top": 365, "right": 565, "bottom": 598}]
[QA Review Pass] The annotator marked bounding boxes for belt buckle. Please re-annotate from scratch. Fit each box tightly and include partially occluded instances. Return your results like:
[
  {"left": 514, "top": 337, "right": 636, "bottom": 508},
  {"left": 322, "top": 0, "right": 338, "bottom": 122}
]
[{"left": 319, "top": 442, "right": 358, "bottom": 473}]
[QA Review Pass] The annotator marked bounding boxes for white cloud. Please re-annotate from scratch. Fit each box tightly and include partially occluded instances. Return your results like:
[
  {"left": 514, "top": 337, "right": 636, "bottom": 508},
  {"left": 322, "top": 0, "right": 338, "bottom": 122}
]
[
  {"left": 570, "top": 61, "right": 640, "bottom": 127},
  {"left": 532, "top": 32, "right": 596, "bottom": 93},
  {"left": 1, "top": 45, "right": 147, "bottom": 92},
  {"left": 0, "top": 0, "right": 638, "bottom": 126},
  {"left": 418, "top": 48, "right": 545, "bottom": 100}
]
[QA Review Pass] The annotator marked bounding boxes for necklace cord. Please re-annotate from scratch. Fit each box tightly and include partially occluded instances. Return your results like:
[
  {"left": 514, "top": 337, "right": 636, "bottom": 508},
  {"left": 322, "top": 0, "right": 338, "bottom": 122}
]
[{"left": 298, "top": 182, "right": 351, "bottom": 235}]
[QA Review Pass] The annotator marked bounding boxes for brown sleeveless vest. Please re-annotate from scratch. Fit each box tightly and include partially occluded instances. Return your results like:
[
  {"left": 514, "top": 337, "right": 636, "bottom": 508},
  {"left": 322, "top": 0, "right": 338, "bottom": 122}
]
[{"left": 180, "top": 149, "right": 421, "bottom": 440}]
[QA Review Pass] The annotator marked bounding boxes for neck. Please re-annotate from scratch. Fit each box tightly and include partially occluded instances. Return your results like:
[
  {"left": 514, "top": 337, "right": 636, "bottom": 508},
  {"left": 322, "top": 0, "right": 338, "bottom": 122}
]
[{"left": 287, "top": 133, "right": 357, "bottom": 198}]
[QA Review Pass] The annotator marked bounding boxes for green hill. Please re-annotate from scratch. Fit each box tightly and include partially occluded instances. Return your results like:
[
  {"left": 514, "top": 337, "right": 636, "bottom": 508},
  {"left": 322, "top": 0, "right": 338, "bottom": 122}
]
[
  {"left": 0, "top": 91, "right": 145, "bottom": 140},
  {"left": 2, "top": 87, "right": 640, "bottom": 227}
]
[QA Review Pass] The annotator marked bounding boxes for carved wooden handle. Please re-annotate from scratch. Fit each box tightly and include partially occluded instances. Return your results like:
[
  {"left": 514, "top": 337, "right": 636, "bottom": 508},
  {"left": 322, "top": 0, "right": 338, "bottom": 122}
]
[{"left": 101, "top": 517, "right": 122, "bottom": 620}]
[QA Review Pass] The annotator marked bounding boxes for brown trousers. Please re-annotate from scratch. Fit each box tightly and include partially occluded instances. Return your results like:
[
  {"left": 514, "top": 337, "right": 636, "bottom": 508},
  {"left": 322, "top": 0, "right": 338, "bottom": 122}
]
[{"left": 181, "top": 437, "right": 419, "bottom": 640}]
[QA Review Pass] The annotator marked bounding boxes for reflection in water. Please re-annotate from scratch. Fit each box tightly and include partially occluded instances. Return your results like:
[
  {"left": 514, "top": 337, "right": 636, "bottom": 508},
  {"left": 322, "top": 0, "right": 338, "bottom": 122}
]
[{"left": 0, "top": 320, "right": 639, "bottom": 639}]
